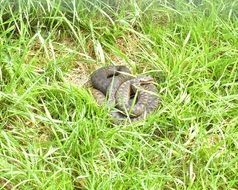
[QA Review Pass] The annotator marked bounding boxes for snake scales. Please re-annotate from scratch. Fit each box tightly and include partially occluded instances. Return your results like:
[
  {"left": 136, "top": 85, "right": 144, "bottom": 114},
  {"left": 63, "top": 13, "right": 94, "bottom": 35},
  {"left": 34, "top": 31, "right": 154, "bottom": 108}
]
[{"left": 89, "top": 65, "right": 159, "bottom": 124}]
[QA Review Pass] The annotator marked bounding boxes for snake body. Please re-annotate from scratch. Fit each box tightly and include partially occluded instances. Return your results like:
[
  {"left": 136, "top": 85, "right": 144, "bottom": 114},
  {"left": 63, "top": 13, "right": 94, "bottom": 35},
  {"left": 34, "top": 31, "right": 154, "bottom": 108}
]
[
  {"left": 90, "top": 65, "right": 159, "bottom": 124},
  {"left": 90, "top": 65, "right": 132, "bottom": 105},
  {"left": 115, "top": 76, "right": 156, "bottom": 116}
]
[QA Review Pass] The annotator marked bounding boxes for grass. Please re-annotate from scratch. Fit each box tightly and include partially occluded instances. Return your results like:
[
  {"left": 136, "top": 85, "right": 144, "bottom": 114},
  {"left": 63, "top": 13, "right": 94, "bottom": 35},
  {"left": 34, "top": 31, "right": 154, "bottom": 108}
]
[{"left": 0, "top": 0, "right": 238, "bottom": 189}]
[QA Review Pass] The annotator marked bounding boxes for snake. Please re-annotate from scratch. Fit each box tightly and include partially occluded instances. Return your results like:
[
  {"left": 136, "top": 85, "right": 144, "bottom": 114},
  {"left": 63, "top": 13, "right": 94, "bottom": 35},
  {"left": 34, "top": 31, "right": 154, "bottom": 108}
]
[{"left": 89, "top": 65, "right": 159, "bottom": 124}]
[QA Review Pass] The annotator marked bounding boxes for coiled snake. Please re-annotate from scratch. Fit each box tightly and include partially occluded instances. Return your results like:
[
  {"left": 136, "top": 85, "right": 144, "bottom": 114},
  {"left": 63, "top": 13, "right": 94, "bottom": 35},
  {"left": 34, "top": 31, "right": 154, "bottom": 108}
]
[{"left": 89, "top": 65, "right": 159, "bottom": 124}]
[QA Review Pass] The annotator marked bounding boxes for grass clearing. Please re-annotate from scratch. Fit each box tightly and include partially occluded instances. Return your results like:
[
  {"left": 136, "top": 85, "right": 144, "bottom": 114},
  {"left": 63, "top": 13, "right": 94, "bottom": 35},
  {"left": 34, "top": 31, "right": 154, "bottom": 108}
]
[{"left": 0, "top": 0, "right": 238, "bottom": 189}]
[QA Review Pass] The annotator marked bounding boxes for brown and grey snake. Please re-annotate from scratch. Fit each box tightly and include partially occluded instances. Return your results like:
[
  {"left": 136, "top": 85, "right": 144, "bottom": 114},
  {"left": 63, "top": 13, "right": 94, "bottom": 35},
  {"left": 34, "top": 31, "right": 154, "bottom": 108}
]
[{"left": 89, "top": 65, "right": 159, "bottom": 124}]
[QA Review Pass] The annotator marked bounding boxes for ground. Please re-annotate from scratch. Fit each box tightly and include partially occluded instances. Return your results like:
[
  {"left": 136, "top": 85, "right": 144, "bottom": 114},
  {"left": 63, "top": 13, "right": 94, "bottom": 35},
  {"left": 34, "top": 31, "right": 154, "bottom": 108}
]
[{"left": 0, "top": 0, "right": 238, "bottom": 189}]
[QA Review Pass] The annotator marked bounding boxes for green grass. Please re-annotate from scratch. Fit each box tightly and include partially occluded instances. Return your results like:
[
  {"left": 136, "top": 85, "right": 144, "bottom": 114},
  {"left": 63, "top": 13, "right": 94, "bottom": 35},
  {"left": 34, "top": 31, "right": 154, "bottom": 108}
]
[{"left": 0, "top": 0, "right": 238, "bottom": 189}]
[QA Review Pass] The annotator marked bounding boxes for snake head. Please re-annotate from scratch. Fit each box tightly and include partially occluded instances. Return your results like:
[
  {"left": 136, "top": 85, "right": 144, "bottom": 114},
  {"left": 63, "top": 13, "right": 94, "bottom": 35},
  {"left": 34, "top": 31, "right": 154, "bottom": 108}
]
[
  {"left": 137, "top": 76, "right": 154, "bottom": 85},
  {"left": 131, "top": 76, "right": 154, "bottom": 92}
]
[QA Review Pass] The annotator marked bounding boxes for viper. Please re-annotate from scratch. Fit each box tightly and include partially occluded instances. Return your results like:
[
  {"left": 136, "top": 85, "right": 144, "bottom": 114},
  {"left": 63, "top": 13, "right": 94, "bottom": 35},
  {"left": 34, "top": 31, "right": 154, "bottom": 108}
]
[{"left": 89, "top": 65, "right": 159, "bottom": 124}]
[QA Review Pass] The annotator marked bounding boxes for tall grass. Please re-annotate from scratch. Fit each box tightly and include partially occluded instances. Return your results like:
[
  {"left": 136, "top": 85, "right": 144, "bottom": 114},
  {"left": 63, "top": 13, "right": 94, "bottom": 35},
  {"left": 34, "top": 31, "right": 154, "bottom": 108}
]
[{"left": 0, "top": 0, "right": 238, "bottom": 189}]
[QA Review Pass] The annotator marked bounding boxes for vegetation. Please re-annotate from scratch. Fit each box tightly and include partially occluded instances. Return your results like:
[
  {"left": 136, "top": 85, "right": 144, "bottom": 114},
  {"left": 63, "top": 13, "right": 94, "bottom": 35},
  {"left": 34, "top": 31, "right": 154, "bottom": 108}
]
[{"left": 0, "top": 0, "right": 238, "bottom": 189}]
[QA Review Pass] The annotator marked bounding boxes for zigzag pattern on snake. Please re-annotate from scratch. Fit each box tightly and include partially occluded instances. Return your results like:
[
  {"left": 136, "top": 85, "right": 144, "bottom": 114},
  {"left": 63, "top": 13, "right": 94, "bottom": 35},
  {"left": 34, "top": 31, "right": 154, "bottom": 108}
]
[{"left": 89, "top": 65, "right": 159, "bottom": 124}]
